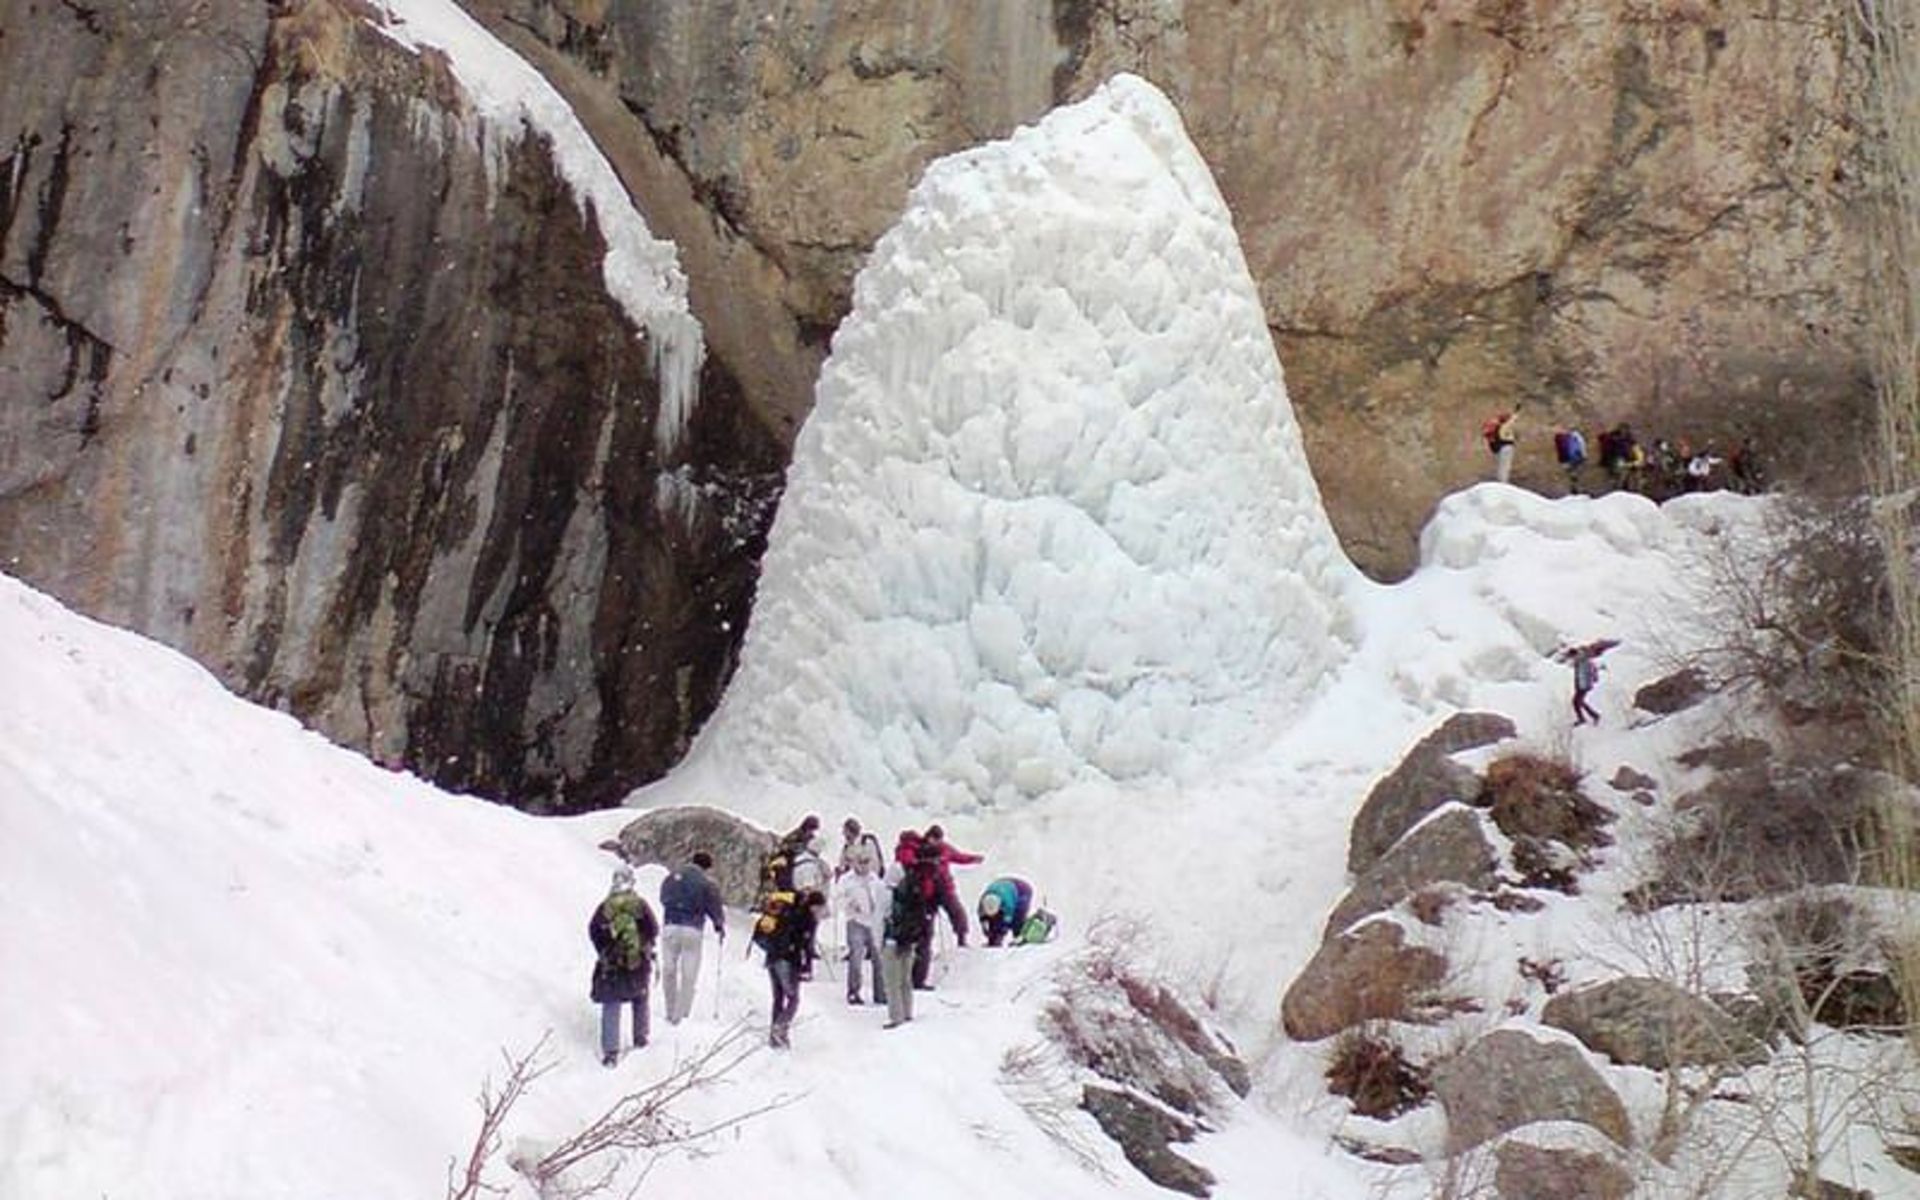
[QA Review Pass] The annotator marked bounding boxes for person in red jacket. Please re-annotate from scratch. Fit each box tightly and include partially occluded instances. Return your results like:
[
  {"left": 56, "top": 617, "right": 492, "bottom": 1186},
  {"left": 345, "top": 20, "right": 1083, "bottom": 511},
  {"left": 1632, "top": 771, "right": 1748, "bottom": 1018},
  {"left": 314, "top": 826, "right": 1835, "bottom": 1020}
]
[{"left": 922, "top": 825, "right": 983, "bottom": 947}]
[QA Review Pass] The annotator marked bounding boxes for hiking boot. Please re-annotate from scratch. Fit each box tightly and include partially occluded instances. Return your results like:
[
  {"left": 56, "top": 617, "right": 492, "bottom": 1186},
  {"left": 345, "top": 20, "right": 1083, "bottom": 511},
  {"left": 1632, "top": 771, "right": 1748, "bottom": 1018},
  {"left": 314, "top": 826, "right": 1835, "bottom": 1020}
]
[
  {"left": 847, "top": 995, "right": 863, "bottom": 1005},
  {"left": 602, "top": 1051, "right": 618, "bottom": 1068},
  {"left": 882, "top": 1020, "right": 905, "bottom": 1030}
]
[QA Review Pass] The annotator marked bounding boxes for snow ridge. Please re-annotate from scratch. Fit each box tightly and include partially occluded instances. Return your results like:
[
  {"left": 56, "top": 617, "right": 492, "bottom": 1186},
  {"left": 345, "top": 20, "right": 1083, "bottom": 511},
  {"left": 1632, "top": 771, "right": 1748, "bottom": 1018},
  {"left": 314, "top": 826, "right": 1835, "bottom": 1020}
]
[
  {"left": 367, "top": 0, "right": 705, "bottom": 453},
  {"left": 688, "top": 75, "right": 1359, "bottom": 813}
]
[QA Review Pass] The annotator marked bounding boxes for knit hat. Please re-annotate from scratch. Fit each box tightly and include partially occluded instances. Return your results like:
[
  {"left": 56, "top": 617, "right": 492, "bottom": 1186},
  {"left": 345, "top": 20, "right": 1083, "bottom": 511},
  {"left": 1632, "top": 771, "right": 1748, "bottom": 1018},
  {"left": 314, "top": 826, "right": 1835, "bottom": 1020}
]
[
  {"left": 980, "top": 891, "right": 1002, "bottom": 916},
  {"left": 611, "top": 865, "right": 636, "bottom": 892}
]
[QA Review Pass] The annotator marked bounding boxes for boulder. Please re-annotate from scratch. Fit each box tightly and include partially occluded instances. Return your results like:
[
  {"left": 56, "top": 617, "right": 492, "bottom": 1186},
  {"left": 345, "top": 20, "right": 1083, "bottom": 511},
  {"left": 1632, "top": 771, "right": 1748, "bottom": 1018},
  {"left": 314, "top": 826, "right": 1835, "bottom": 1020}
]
[
  {"left": 1348, "top": 712, "right": 1514, "bottom": 873},
  {"left": 1676, "top": 737, "right": 1773, "bottom": 772},
  {"left": 1080, "top": 1086, "right": 1215, "bottom": 1198},
  {"left": 1327, "top": 806, "right": 1499, "bottom": 935},
  {"left": 1634, "top": 668, "right": 1711, "bottom": 716},
  {"left": 613, "top": 805, "right": 774, "bottom": 908},
  {"left": 1283, "top": 920, "right": 1451, "bottom": 1042},
  {"left": 1541, "top": 978, "right": 1770, "bottom": 1070},
  {"left": 1432, "top": 1030, "right": 1632, "bottom": 1151},
  {"left": 1608, "top": 766, "right": 1658, "bottom": 793},
  {"left": 1494, "top": 1139, "right": 1635, "bottom": 1200}
]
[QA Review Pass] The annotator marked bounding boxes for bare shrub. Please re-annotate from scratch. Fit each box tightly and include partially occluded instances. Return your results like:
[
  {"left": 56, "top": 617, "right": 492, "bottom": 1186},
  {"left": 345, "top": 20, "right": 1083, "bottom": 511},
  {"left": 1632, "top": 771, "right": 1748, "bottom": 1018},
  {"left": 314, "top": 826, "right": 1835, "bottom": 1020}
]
[
  {"left": 998, "top": 1041, "right": 1117, "bottom": 1181},
  {"left": 1629, "top": 766, "right": 1894, "bottom": 909},
  {"left": 1690, "top": 496, "right": 1891, "bottom": 745},
  {"left": 1480, "top": 752, "right": 1614, "bottom": 854},
  {"left": 1325, "top": 1025, "right": 1431, "bottom": 1120},
  {"left": 448, "top": 1024, "right": 790, "bottom": 1200}
]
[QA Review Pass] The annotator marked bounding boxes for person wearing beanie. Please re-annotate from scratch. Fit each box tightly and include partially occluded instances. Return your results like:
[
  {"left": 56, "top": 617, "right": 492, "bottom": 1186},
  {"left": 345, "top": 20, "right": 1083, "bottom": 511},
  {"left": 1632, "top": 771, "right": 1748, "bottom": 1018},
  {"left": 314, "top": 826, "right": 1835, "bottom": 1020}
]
[
  {"left": 658, "top": 850, "right": 726, "bottom": 1025},
  {"left": 977, "top": 877, "right": 1035, "bottom": 947},
  {"left": 588, "top": 865, "right": 658, "bottom": 1066}
]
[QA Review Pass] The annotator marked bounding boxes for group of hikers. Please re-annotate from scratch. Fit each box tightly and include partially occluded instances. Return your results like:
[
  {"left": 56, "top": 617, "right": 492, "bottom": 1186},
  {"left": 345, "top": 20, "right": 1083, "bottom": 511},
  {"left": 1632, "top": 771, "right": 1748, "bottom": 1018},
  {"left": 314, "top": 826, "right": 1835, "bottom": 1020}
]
[
  {"left": 1482, "top": 403, "right": 1765, "bottom": 500},
  {"left": 587, "top": 814, "right": 1053, "bottom": 1063}
]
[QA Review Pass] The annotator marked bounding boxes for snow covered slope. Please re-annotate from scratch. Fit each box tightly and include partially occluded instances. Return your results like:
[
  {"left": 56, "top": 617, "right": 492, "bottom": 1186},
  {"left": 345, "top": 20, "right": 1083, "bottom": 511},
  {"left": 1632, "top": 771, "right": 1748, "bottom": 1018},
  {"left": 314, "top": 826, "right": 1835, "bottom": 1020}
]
[{"left": 688, "top": 76, "right": 1359, "bottom": 812}]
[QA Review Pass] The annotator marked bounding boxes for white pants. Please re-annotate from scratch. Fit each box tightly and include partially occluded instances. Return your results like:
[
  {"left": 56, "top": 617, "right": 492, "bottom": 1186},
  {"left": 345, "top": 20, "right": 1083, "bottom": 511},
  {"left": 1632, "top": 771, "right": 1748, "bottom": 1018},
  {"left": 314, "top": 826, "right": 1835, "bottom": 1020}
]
[
  {"left": 1494, "top": 443, "right": 1515, "bottom": 483},
  {"left": 660, "top": 924, "right": 705, "bottom": 1024}
]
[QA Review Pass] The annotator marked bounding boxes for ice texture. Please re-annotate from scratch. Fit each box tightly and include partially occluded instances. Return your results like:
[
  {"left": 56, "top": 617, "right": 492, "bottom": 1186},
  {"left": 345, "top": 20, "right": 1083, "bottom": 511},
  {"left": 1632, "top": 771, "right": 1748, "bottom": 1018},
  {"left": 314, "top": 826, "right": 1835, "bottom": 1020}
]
[{"left": 689, "top": 75, "right": 1359, "bottom": 811}]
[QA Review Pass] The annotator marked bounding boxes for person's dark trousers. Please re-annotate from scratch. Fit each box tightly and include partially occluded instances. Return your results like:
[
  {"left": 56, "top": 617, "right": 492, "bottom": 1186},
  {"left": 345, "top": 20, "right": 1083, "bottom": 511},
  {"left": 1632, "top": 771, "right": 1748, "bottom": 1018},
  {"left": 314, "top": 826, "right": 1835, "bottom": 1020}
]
[
  {"left": 600, "top": 978, "right": 649, "bottom": 1058},
  {"left": 912, "top": 924, "right": 935, "bottom": 988},
  {"left": 768, "top": 958, "right": 801, "bottom": 1047},
  {"left": 939, "top": 889, "right": 969, "bottom": 944}
]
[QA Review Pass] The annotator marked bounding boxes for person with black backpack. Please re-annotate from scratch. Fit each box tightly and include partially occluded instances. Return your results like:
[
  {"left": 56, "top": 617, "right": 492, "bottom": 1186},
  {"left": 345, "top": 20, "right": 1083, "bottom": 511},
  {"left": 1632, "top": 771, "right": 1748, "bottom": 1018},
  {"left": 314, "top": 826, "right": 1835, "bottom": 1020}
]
[
  {"left": 762, "top": 889, "right": 826, "bottom": 1049},
  {"left": 589, "top": 865, "right": 659, "bottom": 1067},
  {"left": 881, "top": 842, "right": 942, "bottom": 1026}
]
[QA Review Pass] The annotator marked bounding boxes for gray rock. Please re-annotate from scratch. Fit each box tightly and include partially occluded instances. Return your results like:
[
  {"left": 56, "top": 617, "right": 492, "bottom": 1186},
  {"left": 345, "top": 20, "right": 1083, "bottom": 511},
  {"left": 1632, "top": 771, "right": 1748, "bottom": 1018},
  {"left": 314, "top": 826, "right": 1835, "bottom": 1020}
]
[
  {"left": 1432, "top": 1030, "right": 1632, "bottom": 1151},
  {"left": 613, "top": 805, "right": 776, "bottom": 908},
  {"left": 1283, "top": 920, "right": 1451, "bottom": 1042},
  {"left": 1080, "top": 1086, "right": 1215, "bottom": 1198},
  {"left": 1348, "top": 713, "right": 1514, "bottom": 874},
  {"left": 0, "top": 1, "right": 781, "bottom": 812},
  {"left": 1542, "top": 977, "right": 1770, "bottom": 1070},
  {"left": 1676, "top": 737, "right": 1774, "bottom": 771},
  {"left": 1609, "top": 766, "right": 1658, "bottom": 792},
  {"left": 1634, "top": 668, "right": 1711, "bottom": 716},
  {"left": 1494, "top": 1139, "right": 1635, "bottom": 1200},
  {"left": 1327, "top": 806, "right": 1499, "bottom": 935}
]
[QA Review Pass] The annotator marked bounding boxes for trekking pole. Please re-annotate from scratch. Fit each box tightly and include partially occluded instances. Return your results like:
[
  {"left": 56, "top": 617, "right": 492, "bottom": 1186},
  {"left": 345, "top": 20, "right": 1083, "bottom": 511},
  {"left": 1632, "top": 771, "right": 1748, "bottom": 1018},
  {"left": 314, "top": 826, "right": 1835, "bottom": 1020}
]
[{"left": 713, "top": 928, "right": 723, "bottom": 1020}]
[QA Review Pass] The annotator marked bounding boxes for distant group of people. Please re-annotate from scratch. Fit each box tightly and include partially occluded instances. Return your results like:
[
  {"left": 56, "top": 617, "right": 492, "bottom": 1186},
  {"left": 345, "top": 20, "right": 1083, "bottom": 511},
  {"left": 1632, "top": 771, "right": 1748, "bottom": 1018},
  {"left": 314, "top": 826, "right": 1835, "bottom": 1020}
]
[
  {"left": 585, "top": 813, "right": 1053, "bottom": 1063},
  {"left": 1482, "top": 403, "right": 1766, "bottom": 500}
]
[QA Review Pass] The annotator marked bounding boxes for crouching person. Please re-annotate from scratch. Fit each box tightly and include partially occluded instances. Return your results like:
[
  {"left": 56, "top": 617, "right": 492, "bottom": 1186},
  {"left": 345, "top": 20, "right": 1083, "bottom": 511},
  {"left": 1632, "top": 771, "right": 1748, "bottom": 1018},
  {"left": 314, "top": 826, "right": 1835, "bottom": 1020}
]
[
  {"left": 589, "top": 865, "right": 658, "bottom": 1066},
  {"left": 978, "top": 877, "right": 1034, "bottom": 947}
]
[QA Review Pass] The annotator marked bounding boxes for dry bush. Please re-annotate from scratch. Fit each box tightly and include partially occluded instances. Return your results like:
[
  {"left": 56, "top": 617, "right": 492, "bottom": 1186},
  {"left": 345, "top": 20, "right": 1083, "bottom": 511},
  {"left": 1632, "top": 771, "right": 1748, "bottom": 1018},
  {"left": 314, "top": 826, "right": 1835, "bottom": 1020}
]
[
  {"left": 1325, "top": 1025, "right": 1431, "bottom": 1120},
  {"left": 1690, "top": 496, "right": 1893, "bottom": 747},
  {"left": 998, "top": 1041, "right": 1117, "bottom": 1181},
  {"left": 448, "top": 1024, "right": 790, "bottom": 1200},
  {"left": 1041, "top": 917, "right": 1249, "bottom": 1119},
  {"left": 1480, "top": 752, "right": 1613, "bottom": 851},
  {"left": 1628, "top": 766, "right": 1894, "bottom": 910}
]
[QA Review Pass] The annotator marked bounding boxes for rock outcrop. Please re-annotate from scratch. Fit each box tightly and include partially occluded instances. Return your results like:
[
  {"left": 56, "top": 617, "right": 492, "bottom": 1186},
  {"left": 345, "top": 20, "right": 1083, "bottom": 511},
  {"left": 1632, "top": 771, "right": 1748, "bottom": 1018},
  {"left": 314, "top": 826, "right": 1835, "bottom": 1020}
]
[
  {"left": 1327, "top": 805, "right": 1499, "bottom": 936},
  {"left": 1432, "top": 1030, "right": 1633, "bottom": 1152},
  {"left": 476, "top": 0, "right": 1874, "bottom": 578},
  {"left": 1283, "top": 919, "right": 1453, "bottom": 1042},
  {"left": 1542, "top": 977, "right": 1769, "bottom": 1070},
  {"left": 610, "top": 804, "right": 774, "bottom": 908},
  {"left": 0, "top": 1, "right": 783, "bottom": 810},
  {"left": 1349, "top": 712, "right": 1514, "bottom": 873}
]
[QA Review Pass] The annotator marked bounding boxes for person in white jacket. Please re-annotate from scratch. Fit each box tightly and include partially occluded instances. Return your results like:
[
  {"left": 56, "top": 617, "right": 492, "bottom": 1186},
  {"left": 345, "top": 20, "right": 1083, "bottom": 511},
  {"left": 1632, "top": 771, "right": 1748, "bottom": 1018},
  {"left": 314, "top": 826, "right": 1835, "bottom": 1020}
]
[{"left": 834, "top": 854, "right": 890, "bottom": 1007}]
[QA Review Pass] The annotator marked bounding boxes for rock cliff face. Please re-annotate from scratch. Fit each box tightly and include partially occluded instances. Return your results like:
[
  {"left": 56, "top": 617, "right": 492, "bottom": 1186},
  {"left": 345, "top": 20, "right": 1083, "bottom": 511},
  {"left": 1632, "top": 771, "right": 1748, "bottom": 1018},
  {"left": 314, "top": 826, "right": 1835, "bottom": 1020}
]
[
  {"left": 480, "top": 0, "right": 1874, "bottom": 575},
  {"left": 0, "top": 0, "right": 1880, "bottom": 809},
  {"left": 0, "top": 0, "right": 782, "bottom": 810}
]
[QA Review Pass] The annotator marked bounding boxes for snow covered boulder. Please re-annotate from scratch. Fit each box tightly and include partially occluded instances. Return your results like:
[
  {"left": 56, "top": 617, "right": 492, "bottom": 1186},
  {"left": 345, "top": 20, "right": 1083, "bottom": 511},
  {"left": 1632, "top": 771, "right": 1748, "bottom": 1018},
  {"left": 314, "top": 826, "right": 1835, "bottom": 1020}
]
[
  {"left": 1432, "top": 1030, "right": 1632, "bottom": 1152},
  {"left": 1541, "top": 977, "right": 1769, "bottom": 1070},
  {"left": 1282, "top": 919, "right": 1453, "bottom": 1041},
  {"left": 1326, "top": 805, "right": 1499, "bottom": 936},
  {"left": 684, "top": 74, "right": 1358, "bottom": 811},
  {"left": 1348, "top": 712, "right": 1513, "bottom": 873},
  {"left": 1493, "top": 1137, "right": 1635, "bottom": 1200},
  {"left": 612, "top": 804, "right": 774, "bottom": 908}
]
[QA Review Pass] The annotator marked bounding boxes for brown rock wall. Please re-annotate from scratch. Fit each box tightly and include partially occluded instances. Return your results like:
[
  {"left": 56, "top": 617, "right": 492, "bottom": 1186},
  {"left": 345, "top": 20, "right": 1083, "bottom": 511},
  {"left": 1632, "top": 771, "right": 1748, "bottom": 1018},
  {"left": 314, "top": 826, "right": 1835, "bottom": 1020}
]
[
  {"left": 489, "top": 0, "right": 1873, "bottom": 577},
  {"left": 0, "top": 0, "right": 782, "bottom": 809}
]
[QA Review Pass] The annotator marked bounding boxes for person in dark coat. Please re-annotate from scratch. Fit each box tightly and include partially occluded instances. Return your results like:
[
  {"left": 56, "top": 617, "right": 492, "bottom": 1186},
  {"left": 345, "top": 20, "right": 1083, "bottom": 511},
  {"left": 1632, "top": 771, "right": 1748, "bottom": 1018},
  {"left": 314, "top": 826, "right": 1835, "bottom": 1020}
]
[
  {"left": 589, "top": 865, "right": 659, "bottom": 1067},
  {"left": 906, "top": 837, "right": 951, "bottom": 989},
  {"left": 658, "top": 850, "right": 726, "bottom": 1025},
  {"left": 764, "top": 889, "right": 827, "bottom": 1049},
  {"left": 881, "top": 855, "right": 939, "bottom": 1028},
  {"left": 977, "top": 877, "right": 1035, "bottom": 947},
  {"left": 923, "top": 825, "right": 983, "bottom": 947}
]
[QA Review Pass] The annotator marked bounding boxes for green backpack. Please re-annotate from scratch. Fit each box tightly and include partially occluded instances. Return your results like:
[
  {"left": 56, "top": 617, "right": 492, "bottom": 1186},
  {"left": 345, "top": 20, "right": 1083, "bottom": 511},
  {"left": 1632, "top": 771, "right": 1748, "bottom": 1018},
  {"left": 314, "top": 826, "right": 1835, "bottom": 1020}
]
[{"left": 605, "top": 893, "right": 650, "bottom": 969}]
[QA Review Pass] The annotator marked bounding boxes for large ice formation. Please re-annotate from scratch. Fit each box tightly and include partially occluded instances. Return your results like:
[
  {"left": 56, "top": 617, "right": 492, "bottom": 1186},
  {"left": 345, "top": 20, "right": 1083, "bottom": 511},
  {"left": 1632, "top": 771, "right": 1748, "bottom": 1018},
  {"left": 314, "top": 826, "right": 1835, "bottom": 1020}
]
[{"left": 687, "top": 75, "right": 1358, "bottom": 811}]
